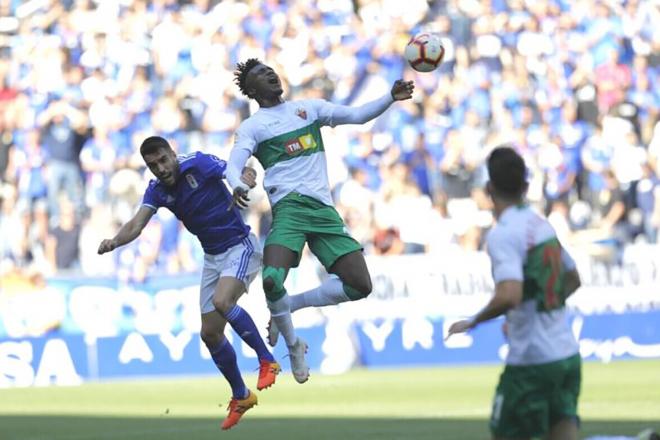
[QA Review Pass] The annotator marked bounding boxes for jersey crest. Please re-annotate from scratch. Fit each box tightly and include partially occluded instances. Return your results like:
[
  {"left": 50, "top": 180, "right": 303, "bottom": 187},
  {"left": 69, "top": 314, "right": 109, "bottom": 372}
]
[
  {"left": 296, "top": 108, "right": 307, "bottom": 120},
  {"left": 185, "top": 173, "right": 199, "bottom": 189}
]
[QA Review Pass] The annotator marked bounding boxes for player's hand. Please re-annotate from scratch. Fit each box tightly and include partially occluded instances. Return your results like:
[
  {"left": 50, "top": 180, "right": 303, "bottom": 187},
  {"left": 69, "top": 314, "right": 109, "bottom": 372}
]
[
  {"left": 445, "top": 319, "right": 474, "bottom": 340},
  {"left": 241, "top": 167, "right": 257, "bottom": 189},
  {"left": 98, "top": 239, "right": 117, "bottom": 255},
  {"left": 391, "top": 80, "right": 414, "bottom": 101},
  {"left": 229, "top": 186, "right": 250, "bottom": 210}
]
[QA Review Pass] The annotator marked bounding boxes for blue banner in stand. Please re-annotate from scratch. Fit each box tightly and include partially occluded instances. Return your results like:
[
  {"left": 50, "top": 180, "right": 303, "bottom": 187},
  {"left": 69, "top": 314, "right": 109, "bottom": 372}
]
[
  {"left": 2, "top": 253, "right": 660, "bottom": 388},
  {"left": 2, "top": 311, "right": 660, "bottom": 387},
  {"left": 355, "top": 318, "right": 507, "bottom": 368},
  {"left": 355, "top": 311, "right": 660, "bottom": 368},
  {"left": 93, "top": 327, "right": 326, "bottom": 379},
  {"left": 0, "top": 328, "right": 326, "bottom": 386}
]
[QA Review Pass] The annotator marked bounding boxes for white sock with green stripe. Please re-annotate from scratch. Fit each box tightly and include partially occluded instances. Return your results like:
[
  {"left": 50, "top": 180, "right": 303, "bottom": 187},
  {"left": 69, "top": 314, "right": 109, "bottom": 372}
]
[
  {"left": 267, "top": 294, "right": 298, "bottom": 347},
  {"left": 290, "top": 276, "right": 350, "bottom": 312}
]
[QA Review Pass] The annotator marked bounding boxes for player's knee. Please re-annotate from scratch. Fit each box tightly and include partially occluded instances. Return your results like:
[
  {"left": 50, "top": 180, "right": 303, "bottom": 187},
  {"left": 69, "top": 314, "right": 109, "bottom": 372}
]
[
  {"left": 200, "top": 329, "right": 222, "bottom": 348},
  {"left": 344, "top": 276, "right": 372, "bottom": 300},
  {"left": 212, "top": 295, "right": 235, "bottom": 316},
  {"left": 262, "top": 266, "right": 286, "bottom": 301},
  {"left": 262, "top": 277, "right": 275, "bottom": 294}
]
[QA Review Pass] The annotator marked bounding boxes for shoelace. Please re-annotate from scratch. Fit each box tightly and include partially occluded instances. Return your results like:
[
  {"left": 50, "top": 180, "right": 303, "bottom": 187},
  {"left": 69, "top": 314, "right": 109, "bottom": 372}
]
[
  {"left": 254, "top": 361, "right": 278, "bottom": 374},
  {"left": 226, "top": 398, "right": 249, "bottom": 414}
]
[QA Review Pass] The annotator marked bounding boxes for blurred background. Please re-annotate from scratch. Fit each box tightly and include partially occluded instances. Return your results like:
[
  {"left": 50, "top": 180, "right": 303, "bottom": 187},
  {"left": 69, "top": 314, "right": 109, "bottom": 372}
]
[{"left": 0, "top": 0, "right": 659, "bottom": 389}]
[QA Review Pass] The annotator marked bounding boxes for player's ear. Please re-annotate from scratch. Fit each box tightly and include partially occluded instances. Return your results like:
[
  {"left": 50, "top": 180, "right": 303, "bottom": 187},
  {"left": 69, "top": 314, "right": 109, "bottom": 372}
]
[{"left": 485, "top": 181, "right": 493, "bottom": 197}]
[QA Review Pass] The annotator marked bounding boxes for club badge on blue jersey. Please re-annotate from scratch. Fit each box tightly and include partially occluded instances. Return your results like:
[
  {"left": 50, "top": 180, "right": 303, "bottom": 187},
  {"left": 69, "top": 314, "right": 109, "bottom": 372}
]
[{"left": 186, "top": 173, "right": 199, "bottom": 189}]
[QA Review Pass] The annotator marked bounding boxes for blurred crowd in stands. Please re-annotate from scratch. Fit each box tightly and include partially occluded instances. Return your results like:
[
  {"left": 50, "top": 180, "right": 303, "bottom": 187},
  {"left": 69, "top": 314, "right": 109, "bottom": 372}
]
[{"left": 0, "top": 0, "right": 659, "bottom": 283}]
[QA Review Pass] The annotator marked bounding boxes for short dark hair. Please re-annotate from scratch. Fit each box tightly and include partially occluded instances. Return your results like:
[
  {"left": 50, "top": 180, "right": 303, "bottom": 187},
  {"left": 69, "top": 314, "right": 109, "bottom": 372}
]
[
  {"left": 487, "top": 146, "right": 527, "bottom": 199},
  {"left": 140, "top": 136, "right": 171, "bottom": 156},
  {"left": 234, "top": 58, "right": 261, "bottom": 98}
]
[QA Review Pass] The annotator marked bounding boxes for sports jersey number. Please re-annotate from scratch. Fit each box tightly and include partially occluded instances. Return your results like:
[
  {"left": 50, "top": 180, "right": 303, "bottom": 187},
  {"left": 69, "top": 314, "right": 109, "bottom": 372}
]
[
  {"left": 523, "top": 238, "right": 566, "bottom": 311},
  {"left": 542, "top": 243, "right": 562, "bottom": 309}
]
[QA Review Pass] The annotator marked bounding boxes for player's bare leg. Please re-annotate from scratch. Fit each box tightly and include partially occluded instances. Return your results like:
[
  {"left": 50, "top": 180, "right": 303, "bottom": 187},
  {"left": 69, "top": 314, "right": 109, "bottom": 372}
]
[
  {"left": 200, "top": 311, "right": 256, "bottom": 430},
  {"left": 269, "top": 251, "right": 372, "bottom": 346},
  {"left": 262, "top": 244, "right": 309, "bottom": 383},
  {"left": 546, "top": 417, "right": 578, "bottom": 440},
  {"left": 329, "top": 250, "right": 373, "bottom": 298}
]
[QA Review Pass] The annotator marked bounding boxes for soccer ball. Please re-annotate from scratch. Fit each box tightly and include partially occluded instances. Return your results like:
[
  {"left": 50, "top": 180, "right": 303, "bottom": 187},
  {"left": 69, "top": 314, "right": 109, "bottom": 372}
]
[{"left": 404, "top": 33, "right": 445, "bottom": 72}]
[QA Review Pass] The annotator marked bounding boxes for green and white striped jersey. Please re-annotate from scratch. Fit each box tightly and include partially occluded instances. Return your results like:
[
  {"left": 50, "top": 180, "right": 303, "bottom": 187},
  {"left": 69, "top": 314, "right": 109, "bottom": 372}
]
[{"left": 486, "top": 205, "right": 579, "bottom": 366}]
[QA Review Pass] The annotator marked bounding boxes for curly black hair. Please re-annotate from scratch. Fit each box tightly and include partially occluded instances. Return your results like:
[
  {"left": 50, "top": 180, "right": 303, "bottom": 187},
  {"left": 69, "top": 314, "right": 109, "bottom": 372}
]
[{"left": 234, "top": 58, "right": 261, "bottom": 98}]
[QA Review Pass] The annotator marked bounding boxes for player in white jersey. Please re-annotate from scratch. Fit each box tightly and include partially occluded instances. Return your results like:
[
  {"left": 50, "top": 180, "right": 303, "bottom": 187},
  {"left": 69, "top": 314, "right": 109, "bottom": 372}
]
[
  {"left": 447, "top": 147, "right": 582, "bottom": 440},
  {"left": 226, "top": 58, "right": 414, "bottom": 383}
]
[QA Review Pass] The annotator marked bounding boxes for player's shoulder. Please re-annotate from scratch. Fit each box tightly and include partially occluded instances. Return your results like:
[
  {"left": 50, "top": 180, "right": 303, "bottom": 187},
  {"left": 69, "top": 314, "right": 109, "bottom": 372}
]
[
  {"left": 238, "top": 112, "right": 263, "bottom": 130},
  {"left": 145, "top": 178, "right": 165, "bottom": 196},
  {"left": 486, "top": 209, "right": 524, "bottom": 246},
  {"left": 235, "top": 115, "right": 264, "bottom": 141},
  {"left": 485, "top": 222, "right": 507, "bottom": 247},
  {"left": 179, "top": 150, "right": 220, "bottom": 167},
  {"left": 177, "top": 151, "right": 201, "bottom": 167},
  {"left": 290, "top": 98, "right": 330, "bottom": 122},
  {"left": 181, "top": 150, "right": 225, "bottom": 171},
  {"left": 296, "top": 98, "right": 328, "bottom": 111}
]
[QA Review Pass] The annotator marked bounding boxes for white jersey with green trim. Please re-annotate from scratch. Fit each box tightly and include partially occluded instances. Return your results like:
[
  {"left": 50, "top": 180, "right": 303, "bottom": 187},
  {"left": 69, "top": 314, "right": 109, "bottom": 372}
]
[
  {"left": 486, "top": 205, "right": 579, "bottom": 366},
  {"left": 231, "top": 93, "right": 393, "bottom": 208},
  {"left": 234, "top": 100, "right": 339, "bottom": 207}
]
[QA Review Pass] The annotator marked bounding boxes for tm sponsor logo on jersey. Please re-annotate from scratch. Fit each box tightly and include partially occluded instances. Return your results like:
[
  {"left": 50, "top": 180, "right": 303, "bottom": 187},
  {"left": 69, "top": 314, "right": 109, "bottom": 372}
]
[{"left": 284, "top": 134, "right": 316, "bottom": 155}]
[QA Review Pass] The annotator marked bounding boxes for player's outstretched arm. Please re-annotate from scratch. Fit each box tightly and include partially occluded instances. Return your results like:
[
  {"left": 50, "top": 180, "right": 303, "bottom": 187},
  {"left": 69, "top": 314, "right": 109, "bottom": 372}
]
[
  {"left": 325, "top": 80, "right": 415, "bottom": 126},
  {"left": 446, "top": 280, "right": 523, "bottom": 339},
  {"left": 97, "top": 205, "right": 155, "bottom": 254}
]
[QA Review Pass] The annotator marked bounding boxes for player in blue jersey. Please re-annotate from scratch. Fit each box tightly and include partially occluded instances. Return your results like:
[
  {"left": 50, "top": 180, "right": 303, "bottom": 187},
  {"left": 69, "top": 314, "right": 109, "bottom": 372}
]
[{"left": 97, "top": 136, "right": 279, "bottom": 430}]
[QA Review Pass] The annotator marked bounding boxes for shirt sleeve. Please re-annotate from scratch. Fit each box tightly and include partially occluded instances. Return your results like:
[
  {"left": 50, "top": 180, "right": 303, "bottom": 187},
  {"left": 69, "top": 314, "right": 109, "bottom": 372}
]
[
  {"left": 486, "top": 229, "right": 524, "bottom": 283},
  {"left": 227, "top": 149, "right": 253, "bottom": 192},
  {"left": 233, "top": 123, "right": 258, "bottom": 154},
  {"left": 309, "top": 93, "right": 394, "bottom": 128},
  {"left": 142, "top": 180, "right": 162, "bottom": 212},
  {"left": 226, "top": 123, "right": 256, "bottom": 191}
]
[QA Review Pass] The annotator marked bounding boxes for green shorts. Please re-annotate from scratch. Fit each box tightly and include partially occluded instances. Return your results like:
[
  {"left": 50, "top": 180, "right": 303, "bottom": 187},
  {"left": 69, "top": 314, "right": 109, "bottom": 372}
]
[
  {"left": 490, "top": 353, "right": 581, "bottom": 439},
  {"left": 265, "top": 192, "right": 362, "bottom": 270}
]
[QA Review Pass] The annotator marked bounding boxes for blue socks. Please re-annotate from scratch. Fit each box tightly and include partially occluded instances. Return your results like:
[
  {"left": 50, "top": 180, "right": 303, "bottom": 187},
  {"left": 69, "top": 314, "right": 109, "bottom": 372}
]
[
  {"left": 207, "top": 338, "right": 248, "bottom": 399},
  {"left": 224, "top": 305, "right": 275, "bottom": 362}
]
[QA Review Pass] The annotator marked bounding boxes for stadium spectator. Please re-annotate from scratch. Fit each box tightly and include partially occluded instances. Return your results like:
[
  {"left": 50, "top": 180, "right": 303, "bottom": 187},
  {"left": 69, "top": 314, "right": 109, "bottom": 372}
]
[
  {"left": 45, "top": 196, "right": 81, "bottom": 272},
  {"left": 0, "top": 0, "right": 656, "bottom": 278},
  {"left": 37, "top": 99, "right": 86, "bottom": 224}
]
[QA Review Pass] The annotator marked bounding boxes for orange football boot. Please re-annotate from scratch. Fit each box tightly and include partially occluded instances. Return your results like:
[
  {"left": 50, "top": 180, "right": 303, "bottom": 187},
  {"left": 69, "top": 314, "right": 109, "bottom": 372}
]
[
  {"left": 257, "top": 360, "right": 281, "bottom": 390},
  {"left": 221, "top": 390, "right": 257, "bottom": 430}
]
